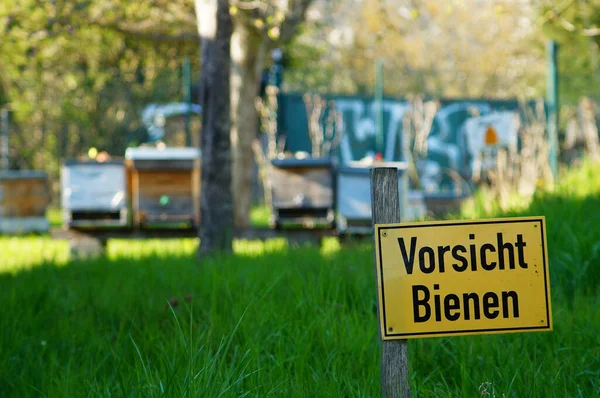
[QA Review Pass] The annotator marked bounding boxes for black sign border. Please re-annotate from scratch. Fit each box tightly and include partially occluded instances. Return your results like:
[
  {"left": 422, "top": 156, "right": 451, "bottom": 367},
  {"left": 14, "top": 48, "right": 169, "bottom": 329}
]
[{"left": 377, "top": 218, "right": 551, "bottom": 339}]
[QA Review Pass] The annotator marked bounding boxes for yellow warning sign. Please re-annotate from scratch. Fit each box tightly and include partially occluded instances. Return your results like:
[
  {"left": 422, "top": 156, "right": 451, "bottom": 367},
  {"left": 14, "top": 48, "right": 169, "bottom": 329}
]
[{"left": 374, "top": 217, "right": 552, "bottom": 340}]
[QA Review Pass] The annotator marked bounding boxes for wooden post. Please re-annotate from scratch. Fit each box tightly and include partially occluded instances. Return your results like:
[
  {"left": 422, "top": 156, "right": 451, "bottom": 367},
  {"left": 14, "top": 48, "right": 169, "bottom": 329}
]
[
  {"left": 133, "top": 169, "right": 140, "bottom": 228},
  {"left": 370, "top": 167, "right": 411, "bottom": 398},
  {"left": 546, "top": 40, "right": 559, "bottom": 179},
  {"left": 182, "top": 56, "right": 192, "bottom": 147},
  {"left": 375, "top": 58, "right": 384, "bottom": 155},
  {"left": 1, "top": 108, "right": 8, "bottom": 171}
]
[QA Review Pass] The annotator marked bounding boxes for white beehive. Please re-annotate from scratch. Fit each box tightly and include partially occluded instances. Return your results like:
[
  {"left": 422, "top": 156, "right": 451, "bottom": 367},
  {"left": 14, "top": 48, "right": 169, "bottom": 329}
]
[
  {"left": 61, "top": 160, "right": 128, "bottom": 227},
  {"left": 336, "top": 161, "right": 425, "bottom": 234}
]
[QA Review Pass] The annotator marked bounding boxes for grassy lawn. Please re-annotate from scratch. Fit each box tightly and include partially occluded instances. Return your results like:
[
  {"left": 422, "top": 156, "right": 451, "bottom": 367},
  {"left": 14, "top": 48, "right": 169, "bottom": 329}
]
[{"left": 1, "top": 160, "right": 599, "bottom": 397}]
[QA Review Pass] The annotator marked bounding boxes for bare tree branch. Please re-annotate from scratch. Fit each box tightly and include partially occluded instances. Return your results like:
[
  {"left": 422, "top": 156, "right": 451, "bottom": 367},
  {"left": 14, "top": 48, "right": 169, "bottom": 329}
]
[
  {"left": 277, "top": 0, "right": 314, "bottom": 43},
  {"left": 38, "top": 6, "right": 199, "bottom": 43},
  {"left": 89, "top": 19, "right": 199, "bottom": 42},
  {"left": 538, "top": 0, "right": 577, "bottom": 25},
  {"left": 583, "top": 27, "right": 600, "bottom": 36},
  {"left": 230, "top": 0, "right": 270, "bottom": 11}
]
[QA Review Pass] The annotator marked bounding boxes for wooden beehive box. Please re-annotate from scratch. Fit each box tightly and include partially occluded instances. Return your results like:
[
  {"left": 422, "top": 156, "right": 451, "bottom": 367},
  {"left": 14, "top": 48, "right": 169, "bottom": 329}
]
[
  {"left": 269, "top": 157, "right": 336, "bottom": 228},
  {"left": 125, "top": 147, "right": 201, "bottom": 228},
  {"left": 60, "top": 159, "right": 128, "bottom": 228},
  {"left": 0, "top": 170, "right": 50, "bottom": 234}
]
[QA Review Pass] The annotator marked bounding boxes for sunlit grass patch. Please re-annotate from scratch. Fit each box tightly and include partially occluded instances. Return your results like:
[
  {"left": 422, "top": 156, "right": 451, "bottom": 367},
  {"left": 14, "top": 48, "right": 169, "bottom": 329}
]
[{"left": 0, "top": 236, "right": 69, "bottom": 274}]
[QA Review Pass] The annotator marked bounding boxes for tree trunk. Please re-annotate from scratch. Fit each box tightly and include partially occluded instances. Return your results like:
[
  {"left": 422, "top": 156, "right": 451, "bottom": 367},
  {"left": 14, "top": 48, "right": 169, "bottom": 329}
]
[
  {"left": 195, "top": 0, "right": 234, "bottom": 256},
  {"left": 230, "top": 22, "right": 267, "bottom": 228}
]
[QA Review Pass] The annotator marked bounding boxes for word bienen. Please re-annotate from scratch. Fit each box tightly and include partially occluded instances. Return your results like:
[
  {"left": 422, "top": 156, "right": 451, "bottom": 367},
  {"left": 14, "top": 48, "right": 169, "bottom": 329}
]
[
  {"left": 396, "top": 233, "right": 528, "bottom": 323},
  {"left": 411, "top": 284, "right": 519, "bottom": 323}
]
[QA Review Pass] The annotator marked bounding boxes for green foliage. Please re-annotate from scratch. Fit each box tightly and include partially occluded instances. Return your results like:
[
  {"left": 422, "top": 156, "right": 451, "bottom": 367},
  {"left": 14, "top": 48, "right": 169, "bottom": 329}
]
[
  {"left": 0, "top": 0, "right": 198, "bottom": 194},
  {"left": 539, "top": 0, "right": 600, "bottom": 103},
  {"left": 284, "top": 0, "right": 547, "bottom": 98},
  {"left": 1, "top": 160, "right": 600, "bottom": 396}
]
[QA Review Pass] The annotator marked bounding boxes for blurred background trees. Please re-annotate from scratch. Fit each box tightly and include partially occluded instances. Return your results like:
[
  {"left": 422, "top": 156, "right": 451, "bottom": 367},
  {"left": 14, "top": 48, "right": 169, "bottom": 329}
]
[
  {"left": 0, "top": 0, "right": 199, "bottom": 193},
  {"left": 539, "top": 0, "right": 600, "bottom": 103},
  {"left": 285, "top": 0, "right": 546, "bottom": 97},
  {"left": 2, "top": 0, "right": 600, "bottom": 209}
]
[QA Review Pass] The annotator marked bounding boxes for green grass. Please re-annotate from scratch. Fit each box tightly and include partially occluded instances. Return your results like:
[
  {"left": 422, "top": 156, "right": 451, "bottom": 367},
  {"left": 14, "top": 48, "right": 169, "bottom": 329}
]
[
  {"left": 250, "top": 205, "right": 271, "bottom": 227},
  {"left": 46, "top": 206, "right": 63, "bottom": 228},
  {"left": 1, "top": 160, "right": 600, "bottom": 397}
]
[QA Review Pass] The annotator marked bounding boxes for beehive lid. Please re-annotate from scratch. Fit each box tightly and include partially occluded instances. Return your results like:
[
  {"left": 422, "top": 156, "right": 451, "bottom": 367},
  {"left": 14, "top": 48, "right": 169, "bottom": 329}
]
[
  {"left": 0, "top": 170, "right": 48, "bottom": 180},
  {"left": 63, "top": 158, "right": 124, "bottom": 166},
  {"left": 125, "top": 147, "right": 201, "bottom": 160},
  {"left": 270, "top": 156, "right": 335, "bottom": 168},
  {"left": 338, "top": 161, "right": 408, "bottom": 175}
]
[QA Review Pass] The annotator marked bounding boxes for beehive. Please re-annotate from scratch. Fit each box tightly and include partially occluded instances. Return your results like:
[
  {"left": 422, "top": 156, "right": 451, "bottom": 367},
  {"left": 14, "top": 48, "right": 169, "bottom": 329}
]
[
  {"left": 125, "top": 147, "right": 201, "bottom": 228},
  {"left": 60, "top": 159, "right": 128, "bottom": 228},
  {"left": 0, "top": 170, "right": 50, "bottom": 233},
  {"left": 269, "top": 157, "right": 336, "bottom": 228},
  {"left": 423, "top": 191, "right": 471, "bottom": 218},
  {"left": 336, "top": 161, "right": 419, "bottom": 234}
]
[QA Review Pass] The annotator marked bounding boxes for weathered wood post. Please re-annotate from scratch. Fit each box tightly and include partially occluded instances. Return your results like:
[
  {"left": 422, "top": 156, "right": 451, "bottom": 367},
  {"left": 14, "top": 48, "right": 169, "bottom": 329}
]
[
  {"left": 370, "top": 167, "right": 411, "bottom": 398},
  {"left": 1, "top": 109, "right": 8, "bottom": 171}
]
